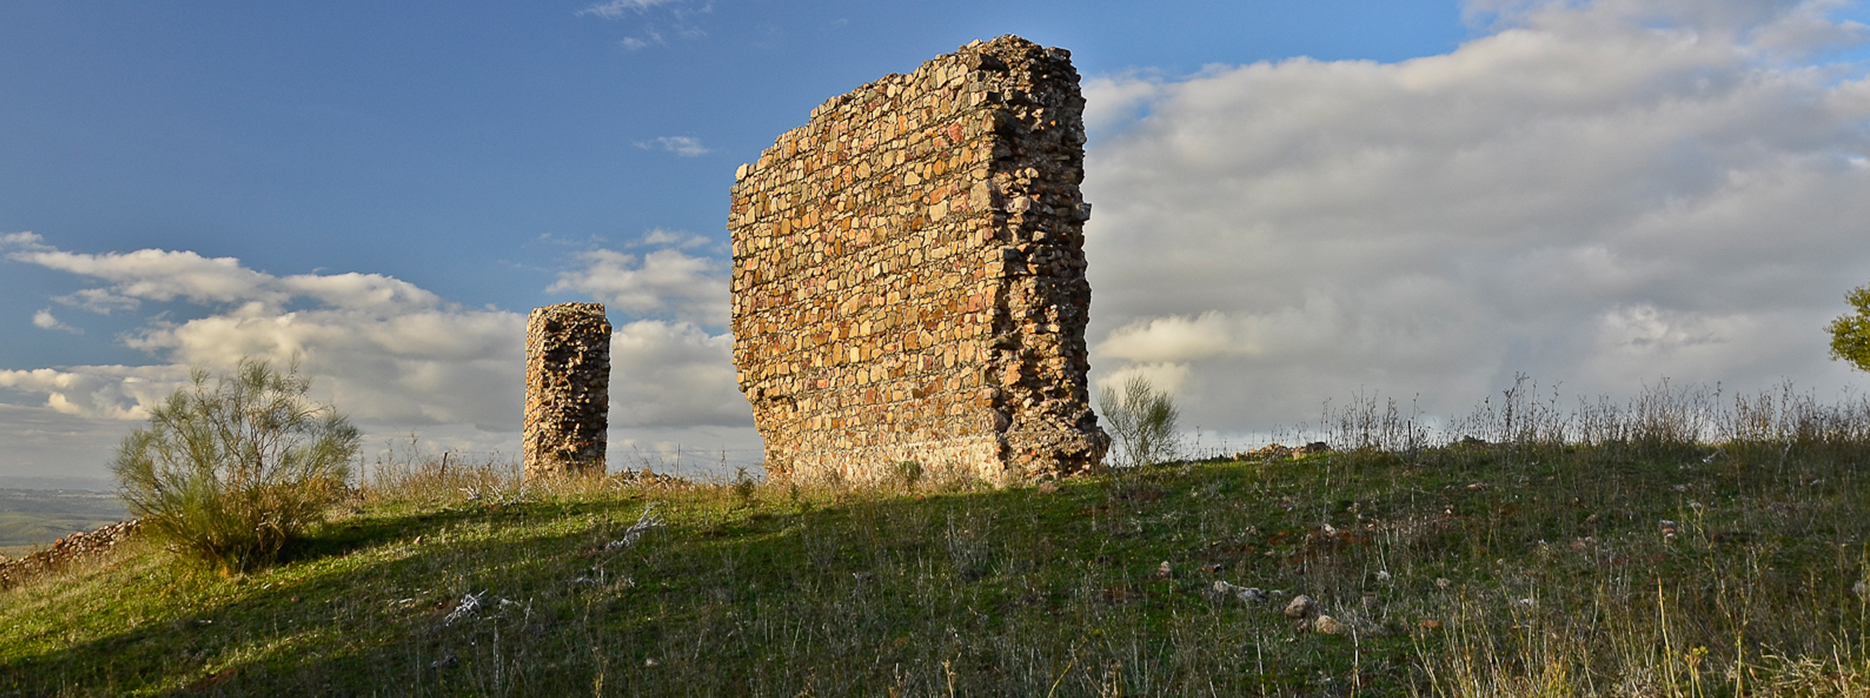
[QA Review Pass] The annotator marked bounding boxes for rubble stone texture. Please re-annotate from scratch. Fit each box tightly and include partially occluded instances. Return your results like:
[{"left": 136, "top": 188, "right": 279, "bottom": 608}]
[
  {"left": 523, "top": 303, "right": 612, "bottom": 478},
  {"left": 0, "top": 519, "right": 140, "bottom": 590},
  {"left": 729, "top": 35, "right": 1109, "bottom": 485}
]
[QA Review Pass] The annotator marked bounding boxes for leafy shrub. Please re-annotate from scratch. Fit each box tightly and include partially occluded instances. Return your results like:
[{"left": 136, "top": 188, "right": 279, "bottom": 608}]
[
  {"left": 1098, "top": 374, "right": 1182, "bottom": 468},
  {"left": 1829, "top": 282, "right": 1870, "bottom": 372},
  {"left": 112, "top": 360, "right": 360, "bottom": 573}
]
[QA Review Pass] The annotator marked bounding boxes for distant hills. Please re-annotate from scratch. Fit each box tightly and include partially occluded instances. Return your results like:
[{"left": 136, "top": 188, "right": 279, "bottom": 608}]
[{"left": 0, "top": 488, "right": 127, "bottom": 555}]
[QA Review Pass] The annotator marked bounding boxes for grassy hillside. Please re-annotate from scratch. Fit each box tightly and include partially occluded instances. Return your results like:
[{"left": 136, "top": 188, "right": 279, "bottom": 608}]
[{"left": 2, "top": 386, "right": 1868, "bottom": 696}]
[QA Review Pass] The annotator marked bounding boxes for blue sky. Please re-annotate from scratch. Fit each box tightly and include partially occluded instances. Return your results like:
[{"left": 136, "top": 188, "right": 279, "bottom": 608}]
[
  {"left": 5, "top": 0, "right": 1870, "bottom": 485},
  {"left": 0, "top": 0, "right": 1466, "bottom": 369}
]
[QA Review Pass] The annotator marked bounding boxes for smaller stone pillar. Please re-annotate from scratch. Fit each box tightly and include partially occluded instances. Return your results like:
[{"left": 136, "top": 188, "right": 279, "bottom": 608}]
[{"left": 523, "top": 302, "right": 612, "bottom": 478}]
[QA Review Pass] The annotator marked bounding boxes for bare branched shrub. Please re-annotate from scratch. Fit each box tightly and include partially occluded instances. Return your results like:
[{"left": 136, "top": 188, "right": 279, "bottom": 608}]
[
  {"left": 113, "top": 359, "right": 359, "bottom": 573},
  {"left": 1323, "top": 389, "right": 1430, "bottom": 453},
  {"left": 1099, "top": 375, "right": 1182, "bottom": 468},
  {"left": 1445, "top": 373, "right": 1571, "bottom": 448}
]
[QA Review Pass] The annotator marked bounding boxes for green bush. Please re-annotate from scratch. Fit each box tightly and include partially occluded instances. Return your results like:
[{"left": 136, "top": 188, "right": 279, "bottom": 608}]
[
  {"left": 113, "top": 359, "right": 360, "bottom": 573},
  {"left": 1829, "top": 282, "right": 1870, "bottom": 372}
]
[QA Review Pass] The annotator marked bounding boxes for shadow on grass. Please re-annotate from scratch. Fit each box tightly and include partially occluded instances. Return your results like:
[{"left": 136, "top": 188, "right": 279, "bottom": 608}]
[
  {"left": 0, "top": 499, "right": 647, "bottom": 696},
  {"left": 4, "top": 445, "right": 1867, "bottom": 696},
  {"left": 3, "top": 481, "right": 1266, "bottom": 697},
  {"left": 280, "top": 505, "right": 492, "bottom": 564}
]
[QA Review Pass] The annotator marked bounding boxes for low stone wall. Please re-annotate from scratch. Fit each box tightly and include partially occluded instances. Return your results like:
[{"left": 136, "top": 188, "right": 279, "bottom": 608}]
[
  {"left": 728, "top": 35, "right": 1108, "bottom": 485},
  {"left": 523, "top": 303, "right": 612, "bottom": 478},
  {"left": 0, "top": 519, "right": 141, "bottom": 590}
]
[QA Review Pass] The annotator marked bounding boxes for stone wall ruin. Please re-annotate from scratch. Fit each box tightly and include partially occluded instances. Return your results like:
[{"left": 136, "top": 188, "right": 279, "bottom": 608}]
[
  {"left": 729, "top": 35, "right": 1108, "bottom": 485},
  {"left": 0, "top": 519, "right": 141, "bottom": 591},
  {"left": 523, "top": 302, "right": 612, "bottom": 478}
]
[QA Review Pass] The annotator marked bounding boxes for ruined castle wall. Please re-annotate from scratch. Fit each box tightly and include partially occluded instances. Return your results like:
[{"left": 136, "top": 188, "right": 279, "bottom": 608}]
[
  {"left": 523, "top": 302, "right": 611, "bottom": 478},
  {"left": 728, "top": 36, "right": 1107, "bottom": 485}
]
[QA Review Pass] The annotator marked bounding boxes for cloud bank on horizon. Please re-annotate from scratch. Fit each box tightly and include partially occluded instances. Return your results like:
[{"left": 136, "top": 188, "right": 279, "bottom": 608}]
[
  {"left": 1081, "top": 0, "right": 1870, "bottom": 433},
  {"left": 3, "top": 0, "right": 1869, "bottom": 480},
  {"left": 0, "top": 230, "right": 750, "bottom": 479}
]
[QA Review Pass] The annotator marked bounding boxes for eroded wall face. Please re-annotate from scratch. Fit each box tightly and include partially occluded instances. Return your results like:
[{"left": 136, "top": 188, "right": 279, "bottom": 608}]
[
  {"left": 523, "top": 302, "right": 612, "bottom": 478},
  {"left": 729, "top": 35, "right": 1107, "bottom": 484}
]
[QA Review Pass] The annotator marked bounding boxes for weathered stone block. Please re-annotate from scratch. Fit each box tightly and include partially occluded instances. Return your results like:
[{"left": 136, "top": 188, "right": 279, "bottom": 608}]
[
  {"left": 523, "top": 302, "right": 611, "bottom": 478},
  {"left": 730, "top": 35, "right": 1108, "bottom": 485}
]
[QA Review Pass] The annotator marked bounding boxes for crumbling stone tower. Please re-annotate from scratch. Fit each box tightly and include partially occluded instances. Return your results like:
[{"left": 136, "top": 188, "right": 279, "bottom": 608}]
[
  {"left": 523, "top": 302, "right": 611, "bottom": 478},
  {"left": 729, "top": 35, "right": 1108, "bottom": 485}
]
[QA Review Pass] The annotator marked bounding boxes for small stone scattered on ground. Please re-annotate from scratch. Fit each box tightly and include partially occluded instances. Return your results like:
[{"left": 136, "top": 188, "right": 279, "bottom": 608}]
[
  {"left": 1314, "top": 615, "right": 1345, "bottom": 634},
  {"left": 1285, "top": 594, "right": 1317, "bottom": 619}
]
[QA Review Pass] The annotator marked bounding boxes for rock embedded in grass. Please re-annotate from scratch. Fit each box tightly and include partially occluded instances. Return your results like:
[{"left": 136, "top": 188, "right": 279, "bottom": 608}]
[
  {"left": 1285, "top": 594, "right": 1317, "bottom": 618},
  {"left": 1314, "top": 615, "right": 1345, "bottom": 634},
  {"left": 1212, "top": 580, "right": 1269, "bottom": 604}
]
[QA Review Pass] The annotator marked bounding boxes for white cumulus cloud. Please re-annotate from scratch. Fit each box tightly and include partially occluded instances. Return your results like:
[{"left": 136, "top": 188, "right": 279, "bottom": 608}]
[
  {"left": 1, "top": 235, "right": 758, "bottom": 480},
  {"left": 577, "top": 0, "right": 683, "bottom": 19},
  {"left": 636, "top": 136, "right": 712, "bottom": 157},
  {"left": 608, "top": 319, "right": 749, "bottom": 428},
  {"left": 580, "top": 0, "right": 709, "bottom": 52},
  {"left": 1081, "top": 0, "right": 1870, "bottom": 433},
  {"left": 0, "top": 364, "right": 190, "bottom": 420},
  {"left": 7, "top": 241, "right": 279, "bottom": 310},
  {"left": 31, "top": 309, "right": 80, "bottom": 334},
  {"left": 621, "top": 33, "right": 667, "bottom": 51},
  {"left": 549, "top": 242, "right": 729, "bottom": 327}
]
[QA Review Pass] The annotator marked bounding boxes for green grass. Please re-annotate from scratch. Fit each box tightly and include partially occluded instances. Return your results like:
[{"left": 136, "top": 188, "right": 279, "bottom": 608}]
[{"left": 3, "top": 384, "right": 1869, "bottom": 696}]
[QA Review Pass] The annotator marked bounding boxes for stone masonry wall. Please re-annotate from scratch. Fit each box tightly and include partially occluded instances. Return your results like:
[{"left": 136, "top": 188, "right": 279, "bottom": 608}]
[
  {"left": 523, "top": 303, "right": 612, "bottom": 478},
  {"left": 729, "top": 35, "right": 1108, "bottom": 485},
  {"left": 0, "top": 519, "right": 141, "bottom": 591}
]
